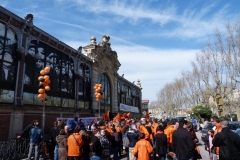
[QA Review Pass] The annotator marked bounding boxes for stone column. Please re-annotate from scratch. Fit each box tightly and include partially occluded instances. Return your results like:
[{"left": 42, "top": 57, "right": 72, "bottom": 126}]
[
  {"left": 9, "top": 110, "right": 24, "bottom": 138},
  {"left": 112, "top": 73, "right": 118, "bottom": 113},
  {"left": 92, "top": 65, "right": 99, "bottom": 116}
]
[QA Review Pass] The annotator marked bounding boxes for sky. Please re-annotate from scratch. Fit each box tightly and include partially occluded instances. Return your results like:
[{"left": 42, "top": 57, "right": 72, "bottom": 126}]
[{"left": 1, "top": 0, "right": 240, "bottom": 103}]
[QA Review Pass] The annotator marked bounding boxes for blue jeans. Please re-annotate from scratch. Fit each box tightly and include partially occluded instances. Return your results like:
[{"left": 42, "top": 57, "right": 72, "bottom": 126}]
[
  {"left": 28, "top": 143, "right": 39, "bottom": 160},
  {"left": 156, "top": 154, "right": 166, "bottom": 160},
  {"left": 90, "top": 155, "right": 101, "bottom": 160},
  {"left": 113, "top": 147, "right": 119, "bottom": 160},
  {"left": 54, "top": 145, "right": 59, "bottom": 160}
]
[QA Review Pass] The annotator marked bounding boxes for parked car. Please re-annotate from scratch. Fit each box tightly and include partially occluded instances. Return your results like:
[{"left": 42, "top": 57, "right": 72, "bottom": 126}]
[
  {"left": 235, "top": 128, "right": 240, "bottom": 136},
  {"left": 228, "top": 121, "right": 240, "bottom": 132},
  {"left": 168, "top": 117, "right": 186, "bottom": 122}
]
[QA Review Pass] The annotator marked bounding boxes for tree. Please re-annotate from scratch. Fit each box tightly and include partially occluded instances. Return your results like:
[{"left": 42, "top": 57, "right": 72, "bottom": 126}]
[{"left": 192, "top": 106, "right": 212, "bottom": 120}]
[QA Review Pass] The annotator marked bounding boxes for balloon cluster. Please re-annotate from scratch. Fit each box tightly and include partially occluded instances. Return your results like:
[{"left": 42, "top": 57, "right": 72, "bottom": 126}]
[
  {"left": 38, "top": 67, "right": 51, "bottom": 102},
  {"left": 94, "top": 84, "right": 103, "bottom": 102}
]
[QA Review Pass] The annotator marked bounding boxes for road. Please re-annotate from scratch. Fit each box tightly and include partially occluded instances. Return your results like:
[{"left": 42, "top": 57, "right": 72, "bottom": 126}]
[{"left": 120, "top": 131, "right": 210, "bottom": 160}]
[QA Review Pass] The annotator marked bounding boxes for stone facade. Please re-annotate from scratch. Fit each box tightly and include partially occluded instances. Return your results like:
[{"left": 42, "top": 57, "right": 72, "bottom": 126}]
[{"left": 0, "top": 6, "right": 142, "bottom": 140}]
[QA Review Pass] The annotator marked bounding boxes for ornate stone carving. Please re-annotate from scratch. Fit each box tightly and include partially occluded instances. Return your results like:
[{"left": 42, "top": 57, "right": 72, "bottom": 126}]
[
  {"left": 24, "top": 14, "right": 34, "bottom": 25},
  {"left": 90, "top": 36, "right": 96, "bottom": 45},
  {"left": 137, "top": 79, "right": 142, "bottom": 90}
]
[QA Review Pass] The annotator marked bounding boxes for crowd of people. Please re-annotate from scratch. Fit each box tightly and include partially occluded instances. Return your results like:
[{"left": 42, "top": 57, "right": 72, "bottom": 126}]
[{"left": 17, "top": 115, "right": 240, "bottom": 160}]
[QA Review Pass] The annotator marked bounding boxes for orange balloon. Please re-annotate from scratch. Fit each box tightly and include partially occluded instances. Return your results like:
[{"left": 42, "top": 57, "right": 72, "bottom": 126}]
[
  {"left": 98, "top": 84, "right": 102, "bottom": 87},
  {"left": 38, "top": 76, "right": 44, "bottom": 81},
  {"left": 38, "top": 94, "right": 44, "bottom": 99},
  {"left": 38, "top": 88, "right": 44, "bottom": 94},
  {"left": 45, "top": 86, "right": 50, "bottom": 91},
  {"left": 40, "top": 70, "right": 45, "bottom": 75},
  {"left": 44, "top": 67, "right": 51, "bottom": 72},
  {"left": 44, "top": 75, "right": 49, "bottom": 80},
  {"left": 96, "top": 98, "right": 99, "bottom": 102}
]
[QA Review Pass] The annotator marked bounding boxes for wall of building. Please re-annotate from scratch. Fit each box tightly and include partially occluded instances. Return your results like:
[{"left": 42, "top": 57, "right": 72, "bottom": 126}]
[{"left": 0, "top": 6, "right": 142, "bottom": 140}]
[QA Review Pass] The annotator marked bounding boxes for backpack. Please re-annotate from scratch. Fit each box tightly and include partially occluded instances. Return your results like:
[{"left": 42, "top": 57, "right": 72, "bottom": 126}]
[
  {"left": 145, "top": 125, "right": 152, "bottom": 134},
  {"left": 123, "top": 136, "right": 129, "bottom": 148}
]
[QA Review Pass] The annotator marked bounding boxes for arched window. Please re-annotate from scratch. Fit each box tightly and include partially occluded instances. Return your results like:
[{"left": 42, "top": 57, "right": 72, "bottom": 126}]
[
  {"left": 126, "top": 86, "right": 132, "bottom": 105},
  {"left": 78, "top": 63, "right": 91, "bottom": 109},
  {"left": 0, "top": 22, "right": 18, "bottom": 103},
  {"left": 99, "top": 74, "right": 111, "bottom": 111}
]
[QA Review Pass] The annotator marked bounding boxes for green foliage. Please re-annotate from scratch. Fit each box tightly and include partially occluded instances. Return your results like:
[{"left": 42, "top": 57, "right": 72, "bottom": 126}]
[{"left": 192, "top": 106, "right": 212, "bottom": 120}]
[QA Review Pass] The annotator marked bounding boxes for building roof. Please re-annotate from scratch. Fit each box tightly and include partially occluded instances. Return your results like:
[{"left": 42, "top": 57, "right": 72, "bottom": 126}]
[{"left": 142, "top": 100, "right": 149, "bottom": 103}]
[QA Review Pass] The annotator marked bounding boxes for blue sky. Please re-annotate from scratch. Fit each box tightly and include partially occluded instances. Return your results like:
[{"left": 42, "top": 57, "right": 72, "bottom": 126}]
[{"left": 1, "top": 0, "right": 240, "bottom": 103}]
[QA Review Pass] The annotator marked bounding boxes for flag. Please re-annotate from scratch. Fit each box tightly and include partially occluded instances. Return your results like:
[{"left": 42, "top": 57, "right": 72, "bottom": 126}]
[
  {"left": 144, "top": 112, "right": 150, "bottom": 120},
  {"left": 113, "top": 113, "right": 121, "bottom": 122},
  {"left": 126, "top": 112, "right": 131, "bottom": 118},
  {"left": 103, "top": 111, "right": 109, "bottom": 121},
  {"left": 121, "top": 113, "right": 127, "bottom": 120}
]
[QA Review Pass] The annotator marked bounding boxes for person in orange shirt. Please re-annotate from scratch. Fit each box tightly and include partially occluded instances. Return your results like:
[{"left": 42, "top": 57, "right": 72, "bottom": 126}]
[
  {"left": 145, "top": 120, "right": 154, "bottom": 146},
  {"left": 152, "top": 119, "right": 159, "bottom": 138},
  {"left": 164, "top": 120, "right": 176, "bottom": 160},
  {"left": 105, "top": 121, "right": 113, "bottom": 136},
  {"left": 136, "top": 120, "right": 150, "bottom": 141},
  {"left": 133, "top": 132, "right": 153, "bottom": 160},
  {"left": 67, "top": 128, "right": 84, "bottom": 160}
]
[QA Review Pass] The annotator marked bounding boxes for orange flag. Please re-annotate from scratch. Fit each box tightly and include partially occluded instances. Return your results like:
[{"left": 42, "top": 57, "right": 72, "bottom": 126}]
[
  {"left": 103, "top": 111, "right": 109, "bottom": 121},
  {"left": 121, "top": 113, "right": 127, "bottom": 120},
  {"left": 115, "top": 113, "right": 121, "bottom": 122},
  {"left": 144, "top": 112, "right": 150, "bottom": 120},
  {"left": 126, "top": 112, "right": 131, "bottom": 118}
]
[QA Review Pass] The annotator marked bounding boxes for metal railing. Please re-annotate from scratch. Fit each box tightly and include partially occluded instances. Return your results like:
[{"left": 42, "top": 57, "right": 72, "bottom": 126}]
[{"left": 0, "top": 136, "right": 50, "bottom": 160}]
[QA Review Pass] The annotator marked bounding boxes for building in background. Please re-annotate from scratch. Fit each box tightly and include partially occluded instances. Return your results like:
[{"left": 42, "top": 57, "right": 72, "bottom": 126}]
[
  {"left": 141, "top": 100, "right": 149, "bottom": 112},
  {"left": 0, "top": 6, "right": 142, "bottom": 140}
]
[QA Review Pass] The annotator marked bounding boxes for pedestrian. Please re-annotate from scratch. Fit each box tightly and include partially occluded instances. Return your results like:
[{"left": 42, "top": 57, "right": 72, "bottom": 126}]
[
  {"left": 164, "top": 120, "right": 176, "bottom": 160},
  {"left": 49, "top": 120, "right": 62, "bottom": 160},
  {"left": 112, "top": 127, "right": 120, "bottom": 160},
  {"left": 155, "top": 126, "right": 167, "bottom": 160},
  {"left": 185, "top": 122, "right": 202, "bottom": 160},
  {"left": 213, "top": 120, "right": 240, "bottom": 160},
  {"left": 127, "top": 124, "right": 138, "bottom": 160},
  {"left": 80, "top": 130, "right": 91, "bottom": 160},
  {"left": 133, "top": 132, "right": 153, "bottom": 160},
  {"left": 17, "top": 120, "right": 34, "bottom": 139},
  {"left": 56, "top": 129, "right": 67, "bottom": 160},
  {"left": 172, "top": 120, "right": 194, "bottom": 160},
  {"left": 99, "top": 129, "right": 111, "bottom": 160},
  {"left": 203, "top": 129, "right": 215, "bottom": 160},
  {"left": 210, "top": 116, "right": 221, "bottom": 159},
  {"left": 67, "top": 128, "right": 84, "bottom": 160},
  {"left": 27, "top": 120, "right": 43, "bottom": 160},
  {"left": 90, "top": 129, "right": 102, "bottom": 160}
]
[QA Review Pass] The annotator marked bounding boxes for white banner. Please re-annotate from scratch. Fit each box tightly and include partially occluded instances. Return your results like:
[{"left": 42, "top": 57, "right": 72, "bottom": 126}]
[{"left": 119, "top": 103, "right": 139, "bottom": 113}]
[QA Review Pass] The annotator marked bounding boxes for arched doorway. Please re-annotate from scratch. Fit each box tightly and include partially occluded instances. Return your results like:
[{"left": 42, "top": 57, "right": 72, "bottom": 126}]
[{"left": 98, "top": 73, "right": 111, "bottom": 112}]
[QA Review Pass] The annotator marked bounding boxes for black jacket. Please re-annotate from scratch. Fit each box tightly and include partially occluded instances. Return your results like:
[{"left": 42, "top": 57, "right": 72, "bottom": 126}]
[
  {"left": 155, "top": 133, "right": 167, "bottom": 155},
  {"left": 172, "top": 127, "right": 194, "bottom": 160},
  {"left": 49, "top": 126, "right": 61, "bottom": 145},
  {"left": 213, "top": 127, "right": 240, "bottom": 160},
  {"left": 19, "top": 123, "right": 34, "bottom": 138},
  {"left": 127, "top": 131, "right": 138, "bottom": 148},
  {"left": 90, "top": 136, "right": 102, "bottom": 157}
]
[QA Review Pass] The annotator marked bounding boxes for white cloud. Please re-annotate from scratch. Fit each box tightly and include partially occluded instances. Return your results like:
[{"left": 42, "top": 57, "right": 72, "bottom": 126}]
[{"left": 114, "top": 45, "right": 199, "bottom": 101}]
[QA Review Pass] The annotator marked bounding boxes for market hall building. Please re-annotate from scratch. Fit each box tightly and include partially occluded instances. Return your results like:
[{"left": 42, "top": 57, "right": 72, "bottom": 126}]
[{"left": 0, "top": 6, "right": 142, "bottom": 140}]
